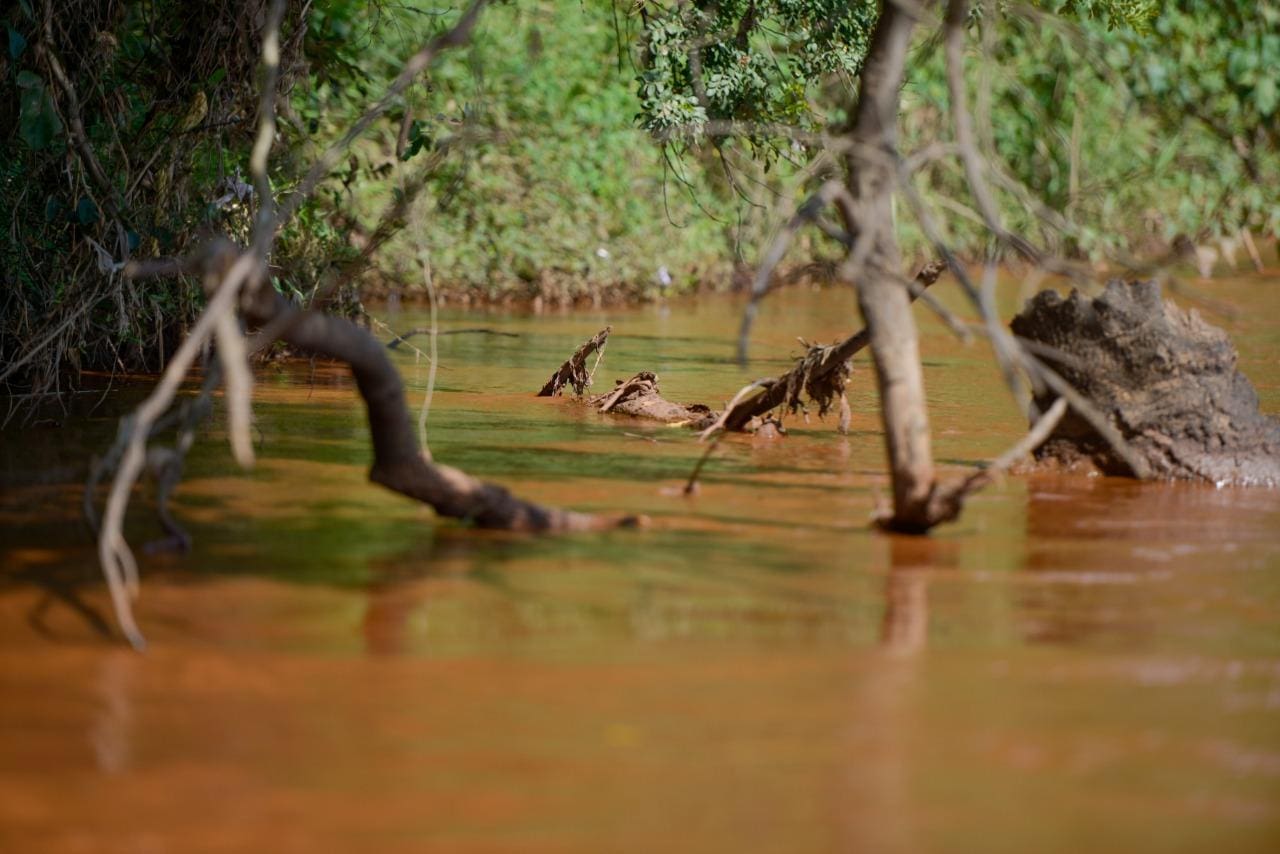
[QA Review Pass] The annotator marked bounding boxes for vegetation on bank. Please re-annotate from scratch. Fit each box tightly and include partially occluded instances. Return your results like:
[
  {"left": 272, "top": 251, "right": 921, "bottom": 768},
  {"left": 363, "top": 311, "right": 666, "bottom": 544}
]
[{"left": 1, "top": 0, "right": 1277, "bottom": 399}]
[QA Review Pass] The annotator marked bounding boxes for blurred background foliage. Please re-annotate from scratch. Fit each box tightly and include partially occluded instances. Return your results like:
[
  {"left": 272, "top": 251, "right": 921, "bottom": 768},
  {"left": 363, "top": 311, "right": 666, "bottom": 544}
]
[{"left": 1, "top": 0, "right": 1277, "bottom": 401}]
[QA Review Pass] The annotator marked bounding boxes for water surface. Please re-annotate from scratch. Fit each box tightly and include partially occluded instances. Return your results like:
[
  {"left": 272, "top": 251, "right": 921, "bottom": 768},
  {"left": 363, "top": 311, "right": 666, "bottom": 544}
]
[{"left": 2, "top": 272, "right": 1279, "bottom": 852}]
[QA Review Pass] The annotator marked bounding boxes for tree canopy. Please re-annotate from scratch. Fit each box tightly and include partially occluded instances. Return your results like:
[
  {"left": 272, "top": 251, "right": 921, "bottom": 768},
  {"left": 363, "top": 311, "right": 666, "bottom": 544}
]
[{"left": 1, "top": 0, "right": 1275, "bottom": 402}]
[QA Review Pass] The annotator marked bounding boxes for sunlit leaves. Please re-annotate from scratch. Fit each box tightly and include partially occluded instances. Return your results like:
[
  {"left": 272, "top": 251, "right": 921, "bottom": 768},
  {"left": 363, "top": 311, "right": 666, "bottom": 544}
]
[{"left": 632, "top": 0, "right": 877, "bottom": 143}]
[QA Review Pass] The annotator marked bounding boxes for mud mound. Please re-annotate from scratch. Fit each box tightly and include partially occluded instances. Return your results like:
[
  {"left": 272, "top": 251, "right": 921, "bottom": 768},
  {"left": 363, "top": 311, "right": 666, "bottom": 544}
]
[{"left": 1010, "top": 280, "right": 1280, "bottom": 486}]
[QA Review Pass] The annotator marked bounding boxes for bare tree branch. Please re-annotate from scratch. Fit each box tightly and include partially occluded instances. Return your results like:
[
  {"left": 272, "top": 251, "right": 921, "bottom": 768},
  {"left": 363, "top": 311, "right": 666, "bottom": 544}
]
[{"left": 90, "top": 0, "right": 617, "bottom": 650}]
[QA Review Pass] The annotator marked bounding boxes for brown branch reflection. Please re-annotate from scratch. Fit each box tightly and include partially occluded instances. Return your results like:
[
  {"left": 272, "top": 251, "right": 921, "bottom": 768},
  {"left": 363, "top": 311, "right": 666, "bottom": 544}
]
[{"left": 881, "top": 534, "right": 958, "bottom": 655}]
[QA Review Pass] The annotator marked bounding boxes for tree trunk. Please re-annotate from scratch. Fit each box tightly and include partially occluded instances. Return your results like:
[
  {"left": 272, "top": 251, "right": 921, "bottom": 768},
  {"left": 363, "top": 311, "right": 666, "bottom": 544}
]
[{"left": 844, "top": 2, "right": 955, "bottom": 533}]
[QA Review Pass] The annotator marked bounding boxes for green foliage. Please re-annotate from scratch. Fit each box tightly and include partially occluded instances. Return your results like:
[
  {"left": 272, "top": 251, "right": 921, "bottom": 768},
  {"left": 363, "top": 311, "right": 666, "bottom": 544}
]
[
  {"left": 3, "top": 0, "right": 1275, "bottom": 404},
  {"left": 15, "top": 70, "right": 62, "bottom": 150},
  {"left": 634, "top": 0, "right": 877, "bottom": 143},
  {"left": 631, "top": 0, "right": 1274, "bottom": 260},
  {"left": 1106, "top": 0, "right": 1280, "bottom": 235},
  {"left": 316, "top": 0, "right": 735, "bottom": 299},
  {"left": 1038, "top": 0, "right": 1158, "bottom": 29},
  {"left": 928, "top": 0, "right": 1280, "bottom": 251},
  {"left": 0, "top": 0, "right": 353, "bottom": 394}
]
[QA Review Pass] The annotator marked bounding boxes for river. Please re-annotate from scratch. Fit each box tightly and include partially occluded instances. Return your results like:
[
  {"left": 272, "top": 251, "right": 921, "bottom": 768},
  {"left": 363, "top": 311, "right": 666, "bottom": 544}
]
[{"left": 2, "top": 271, "right": 1278, "bottom": 851}]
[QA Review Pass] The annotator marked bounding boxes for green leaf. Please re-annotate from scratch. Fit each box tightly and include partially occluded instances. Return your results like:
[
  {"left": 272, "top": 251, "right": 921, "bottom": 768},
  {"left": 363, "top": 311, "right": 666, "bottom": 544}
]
[
  {"left": 19, "top": 82, "right": 63, "bottom": 150},
  {"left": 15, "top": 69, "right": 42, "bottom": 89},
  {"left": 7, "top": 26, "right": 27, "bottom": 59},
  {"left": 43, "top": 195, "right": 65, "bottom": 222},
  {"left": 1255, "top": 76, "right": 1277, "bottom": 116},
  {"left": 75, "top": 197, "right": 99, "bottom": 226}
]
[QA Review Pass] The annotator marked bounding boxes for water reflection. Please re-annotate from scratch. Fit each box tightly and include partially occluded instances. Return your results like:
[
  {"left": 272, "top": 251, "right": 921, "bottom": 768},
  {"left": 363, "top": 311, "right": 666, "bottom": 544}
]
[
  {"left": 90, "top": 651, "right": 137, "bottom": 774},
  {"left": 881, "top": 536, "right": 957, "bottom": 656},
  {"left": 1018, "top": 475, "right": 1280, "bottom": 649}
]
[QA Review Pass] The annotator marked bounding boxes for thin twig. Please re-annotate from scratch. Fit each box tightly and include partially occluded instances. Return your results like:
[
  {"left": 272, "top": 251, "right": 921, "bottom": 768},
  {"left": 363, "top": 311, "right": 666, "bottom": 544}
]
[
  {"left": 737, "top": 179, "right": 851, "bottom": 363},
  {"left": 950, "top": 396, "right": 1067, "bottom": 496},
  {"left": 213, "top": 309, "right": 255, "bottom": 468},
  {"left": 417, "top": 253, "right": 439, "bottom": 459},
  {"left": 98, "top": 252, "right": 256, "bottom": 649}
]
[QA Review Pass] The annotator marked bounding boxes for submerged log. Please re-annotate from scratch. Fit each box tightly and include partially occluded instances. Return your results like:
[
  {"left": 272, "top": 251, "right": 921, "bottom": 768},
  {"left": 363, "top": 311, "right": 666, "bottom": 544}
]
[
  {"left": 588, "top": 372, "right": 716, "bottom": 429},
  {"left": 1010, "top": 279, "right": 1280, "bottom": 486}
]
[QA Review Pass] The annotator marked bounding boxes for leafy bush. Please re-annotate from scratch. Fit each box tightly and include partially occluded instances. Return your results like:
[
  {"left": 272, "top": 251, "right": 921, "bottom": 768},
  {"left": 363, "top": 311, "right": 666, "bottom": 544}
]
[{"left": 319, "top": 0, "right": 738, "bottom": 301}]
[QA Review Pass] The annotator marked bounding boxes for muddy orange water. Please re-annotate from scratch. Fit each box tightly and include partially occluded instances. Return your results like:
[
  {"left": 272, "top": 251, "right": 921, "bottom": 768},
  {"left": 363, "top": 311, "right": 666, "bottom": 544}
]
[{"left": 2, "top": 272, "right": 1279, "bottom": 852}]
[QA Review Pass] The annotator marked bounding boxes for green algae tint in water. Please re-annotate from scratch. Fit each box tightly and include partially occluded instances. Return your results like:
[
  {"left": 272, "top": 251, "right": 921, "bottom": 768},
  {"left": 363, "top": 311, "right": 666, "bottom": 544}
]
[{"left": 1, "top": 271, "right": 1280, "bottom": 853}]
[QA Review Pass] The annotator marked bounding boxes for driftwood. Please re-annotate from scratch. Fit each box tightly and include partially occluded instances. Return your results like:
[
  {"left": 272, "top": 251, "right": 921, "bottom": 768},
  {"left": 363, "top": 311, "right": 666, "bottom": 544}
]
[
  {"left": 588, "top": 372, "right": 717, "bottom": 429},
  {"left": 539, "top": 261, "right": 945, "bottom": 436},
  {"left": 1011, "top": 279, "right": 1280, "bottom": 486},
  {"left": 538, "top": 326, "right": 611, "bottom": 396},
  {"left": 716, "top": 259, "right": 947, "bottom": 433}
]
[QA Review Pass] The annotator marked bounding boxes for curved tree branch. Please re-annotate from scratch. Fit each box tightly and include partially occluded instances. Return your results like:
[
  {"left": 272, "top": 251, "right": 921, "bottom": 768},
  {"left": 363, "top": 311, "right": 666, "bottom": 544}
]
[{"left": 239, "top": 274, "right": 625, "bottom": 532}]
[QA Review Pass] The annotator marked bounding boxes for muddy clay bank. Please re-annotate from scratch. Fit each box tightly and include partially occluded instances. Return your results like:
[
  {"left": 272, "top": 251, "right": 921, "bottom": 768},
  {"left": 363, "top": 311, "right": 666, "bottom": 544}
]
[{"left": 533, "top": 279, "right": 1280, "bottom": 488}]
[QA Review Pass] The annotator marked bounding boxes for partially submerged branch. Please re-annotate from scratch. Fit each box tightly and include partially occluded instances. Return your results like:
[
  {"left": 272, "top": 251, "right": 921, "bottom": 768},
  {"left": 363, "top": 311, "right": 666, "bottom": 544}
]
[
  {"left": 387, "top": 328, "right": 519, "bottom": 349},
  {"left": 89, "top": 0, "right": 624, "bottom": 650},
  {"left": 238, "top": 266, "right": 627, "bottom": 531},
  {"left": 538, "top": 327, "right": 611, "bottom": 397},
  {"left": 876, "top": 395, "right": 1069, "bottom": 535},
  {"left": 713, "top": 260, "right": 946, "bottom": 435}
]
